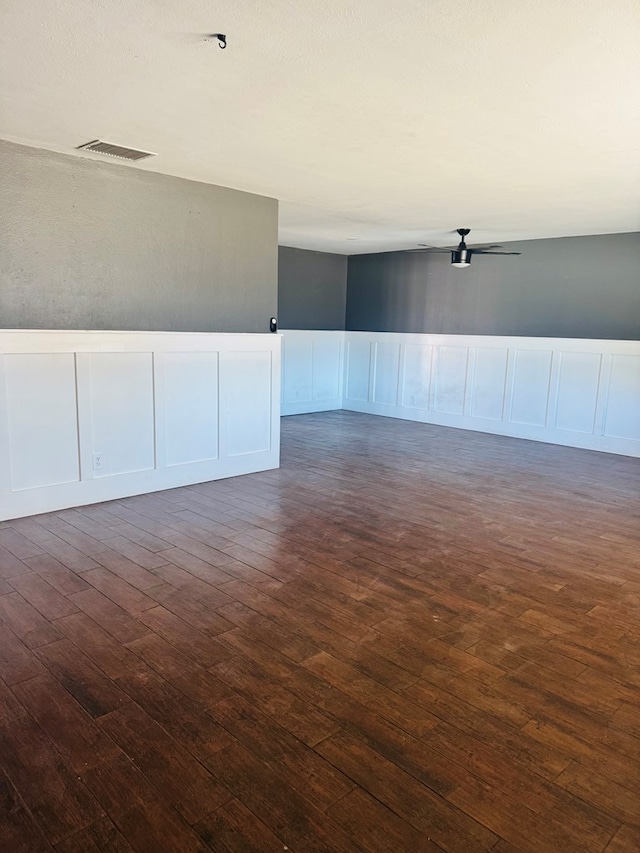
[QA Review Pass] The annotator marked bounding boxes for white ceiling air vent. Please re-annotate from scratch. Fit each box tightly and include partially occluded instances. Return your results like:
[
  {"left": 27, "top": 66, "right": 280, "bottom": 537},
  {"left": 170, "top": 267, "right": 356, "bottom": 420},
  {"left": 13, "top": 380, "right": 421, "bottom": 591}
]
[{"left": 76, "top": 140, "right": 156, "bottom": 161}]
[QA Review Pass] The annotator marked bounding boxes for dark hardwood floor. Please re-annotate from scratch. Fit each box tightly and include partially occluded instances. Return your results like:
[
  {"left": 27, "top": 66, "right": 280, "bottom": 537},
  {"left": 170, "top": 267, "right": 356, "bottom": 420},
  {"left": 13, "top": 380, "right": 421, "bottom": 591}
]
[{"left": 1, "top": 410, "right": 640, "bottom": 852}]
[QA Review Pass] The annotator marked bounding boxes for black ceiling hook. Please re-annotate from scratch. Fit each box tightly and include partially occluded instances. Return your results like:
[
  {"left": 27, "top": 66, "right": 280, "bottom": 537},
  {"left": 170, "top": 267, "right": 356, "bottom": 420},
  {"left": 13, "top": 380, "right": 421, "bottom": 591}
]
[{"left": 208, "top": 33, "right": 227, "bottom": 49}]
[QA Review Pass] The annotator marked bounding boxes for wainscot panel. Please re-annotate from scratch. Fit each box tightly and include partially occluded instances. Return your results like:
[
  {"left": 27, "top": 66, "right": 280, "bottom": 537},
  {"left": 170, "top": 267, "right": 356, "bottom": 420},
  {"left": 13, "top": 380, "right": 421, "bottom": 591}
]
[
  {"left": 0, "top": 330, "right": 280, "bottom": 521},
  {"left": 280, "top": 330, "right": 640, "bottom": 457},
  {"left": 281, "top": 330, "right": 344, "bottom": 415}
]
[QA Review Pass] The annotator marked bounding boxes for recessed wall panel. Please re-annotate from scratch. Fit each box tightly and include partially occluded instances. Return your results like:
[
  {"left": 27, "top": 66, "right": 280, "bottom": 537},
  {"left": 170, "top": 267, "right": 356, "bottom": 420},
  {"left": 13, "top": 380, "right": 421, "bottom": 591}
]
[
  {"left": 225, "top": 351, "right": 272, "bottom": 456},
  {"left": 555, "top": 351, "right": 601, "bottom": 434},
  {"left": 373, "top": 343, "right": 400, "bottom": 406},
  {"left": 604, "top": 355, "right": 640, "bottom": 440},
  {"left": 312, "top": 338, "right": 341, "bottom": 400},
  {"left": 470, "top": 348, "right": 508, "bottom": 421},
  {"left": 4, "top": 353, "right": 79, "bottom": 491},
  {"left": 283, "top": 337, "right": 313, "bottom": 403},
  {"left": 346, "top": 340, "right": 371, "bottom": 402},
  {"left": 434, "top": 346, "right": 468, "bottom": 415},
  {"left": 164, "top": 352, "right": 218, "bottom": 466},
  {"left": 87, "top": 352, "right": 155, "bottom": 476},
  {"left": 401, "top": 345, "right": 432, "bottom": 409},
  {"left": 510, "top": 350, "right": 552, "bottom": 426}
]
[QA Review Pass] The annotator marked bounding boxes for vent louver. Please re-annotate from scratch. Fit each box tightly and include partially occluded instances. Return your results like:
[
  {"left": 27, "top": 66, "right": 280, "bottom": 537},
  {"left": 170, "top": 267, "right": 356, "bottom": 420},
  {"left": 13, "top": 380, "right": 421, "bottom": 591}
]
[{"left": 76, "top": 140, "right": 156, "bottom": 161}]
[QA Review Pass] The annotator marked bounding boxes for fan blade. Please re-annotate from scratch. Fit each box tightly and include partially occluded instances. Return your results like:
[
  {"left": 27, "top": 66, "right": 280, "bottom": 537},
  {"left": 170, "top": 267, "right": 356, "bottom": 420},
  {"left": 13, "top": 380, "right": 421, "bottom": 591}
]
[
  {"left": 472, "top": 244, "right": 503, "bottom": 251},
  {"left": 473, "top": 250, "right": 521, "bottom": 256},
  {"left": 417, "top": 244, "right": 455, "bottom": 250},
  {"left": 406, "top": 248, "right": 451, "bottom": 253}
]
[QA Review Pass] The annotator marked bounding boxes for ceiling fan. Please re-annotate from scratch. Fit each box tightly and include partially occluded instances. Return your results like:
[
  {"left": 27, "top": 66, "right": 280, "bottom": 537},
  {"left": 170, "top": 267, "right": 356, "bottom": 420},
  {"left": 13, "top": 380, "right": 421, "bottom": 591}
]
[{"left": 412, "top": 228, "right": 521, "bottom": 268}]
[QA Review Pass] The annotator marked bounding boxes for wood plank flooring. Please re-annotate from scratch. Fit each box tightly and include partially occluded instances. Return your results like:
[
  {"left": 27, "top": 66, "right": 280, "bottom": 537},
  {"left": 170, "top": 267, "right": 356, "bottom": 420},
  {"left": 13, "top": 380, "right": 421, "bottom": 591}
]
[{"left": 1, "top": 410, "right": 640, "bottom": 852}]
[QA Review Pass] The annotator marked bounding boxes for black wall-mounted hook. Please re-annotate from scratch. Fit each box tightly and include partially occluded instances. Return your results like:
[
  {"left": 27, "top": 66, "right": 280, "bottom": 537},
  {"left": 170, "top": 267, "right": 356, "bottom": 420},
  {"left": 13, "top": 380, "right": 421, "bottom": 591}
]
[{"left": 207, "top": 33, "right": 227, "bottom": 49}]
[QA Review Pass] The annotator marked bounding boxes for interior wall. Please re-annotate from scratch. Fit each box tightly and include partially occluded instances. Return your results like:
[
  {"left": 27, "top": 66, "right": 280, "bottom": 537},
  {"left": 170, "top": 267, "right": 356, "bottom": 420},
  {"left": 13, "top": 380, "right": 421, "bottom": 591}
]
[
  {"left": 278, "top": 246, "right": 347, "bottom": 330},
  {"left": 0, "top": 140, "right": 278, "bottom": 333},
  {"left": 346, "top": 232, "right": 640, "bottom": 340}
]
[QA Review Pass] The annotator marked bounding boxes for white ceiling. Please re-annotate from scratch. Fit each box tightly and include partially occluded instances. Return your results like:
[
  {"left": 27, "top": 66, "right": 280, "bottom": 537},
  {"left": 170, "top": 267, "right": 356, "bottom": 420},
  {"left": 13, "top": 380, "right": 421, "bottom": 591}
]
[{"left": 1, "top": 0, "right": 639, "bottom": 253}]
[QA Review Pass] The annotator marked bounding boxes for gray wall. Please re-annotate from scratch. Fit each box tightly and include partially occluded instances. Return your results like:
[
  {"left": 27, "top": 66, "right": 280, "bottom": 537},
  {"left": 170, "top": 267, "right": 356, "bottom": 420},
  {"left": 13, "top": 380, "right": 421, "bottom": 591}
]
[
  {"left": 278, "top": 246, "right": 347, "bottom": 330},
  {"left": 0, "top": 140, "right": 278, "bottom": 333},
  {"left": 346, "top": 232, "right": 640, "bottom": 340}
]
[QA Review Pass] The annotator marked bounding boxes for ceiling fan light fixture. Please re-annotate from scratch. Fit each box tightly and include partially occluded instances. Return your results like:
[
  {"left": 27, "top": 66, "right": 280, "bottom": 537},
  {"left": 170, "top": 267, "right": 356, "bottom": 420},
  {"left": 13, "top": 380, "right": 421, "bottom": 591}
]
[{"left": 451, "top": 248, "right": 471, "bottom": 267}]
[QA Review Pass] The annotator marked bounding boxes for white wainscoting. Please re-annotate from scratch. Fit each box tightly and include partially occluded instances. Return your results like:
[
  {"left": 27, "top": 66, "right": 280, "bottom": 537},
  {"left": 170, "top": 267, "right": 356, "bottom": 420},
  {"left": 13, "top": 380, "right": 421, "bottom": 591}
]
[
  {"left": 0, "top": 330, "right": 281, "bottom": 521},
  {"left": 280, "top": 330, "right": 640, "bottom": 457},
  {"left": 281, "top": 330, "right": 344, "bottom": 415}
]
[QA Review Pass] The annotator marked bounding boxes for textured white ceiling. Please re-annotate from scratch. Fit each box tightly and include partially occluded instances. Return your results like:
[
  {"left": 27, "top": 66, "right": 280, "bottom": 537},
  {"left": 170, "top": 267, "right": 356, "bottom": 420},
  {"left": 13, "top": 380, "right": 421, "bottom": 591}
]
[{"left": 1, "top": 0, "right": 639, "bottom": 253}]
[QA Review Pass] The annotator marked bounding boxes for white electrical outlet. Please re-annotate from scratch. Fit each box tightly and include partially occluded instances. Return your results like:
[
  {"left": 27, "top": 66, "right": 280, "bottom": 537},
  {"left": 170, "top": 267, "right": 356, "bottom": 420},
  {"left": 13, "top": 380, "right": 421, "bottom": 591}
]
[{"left": 93, "top": 453, "right": 104, "bottom": 471}]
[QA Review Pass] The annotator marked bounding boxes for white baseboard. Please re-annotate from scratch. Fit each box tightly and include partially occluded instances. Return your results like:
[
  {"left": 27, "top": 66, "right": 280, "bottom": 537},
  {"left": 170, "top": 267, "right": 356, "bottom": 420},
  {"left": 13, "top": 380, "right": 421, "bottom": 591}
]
[{"left": 282, "top": 398, "right": 343, "bottom": 416}]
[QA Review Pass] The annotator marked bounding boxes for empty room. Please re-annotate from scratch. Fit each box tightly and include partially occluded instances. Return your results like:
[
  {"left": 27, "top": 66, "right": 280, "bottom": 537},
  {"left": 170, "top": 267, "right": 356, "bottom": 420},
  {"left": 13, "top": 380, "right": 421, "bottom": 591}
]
[{"left": 1, "top": 2, "right": 639, "bottom": 852}]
